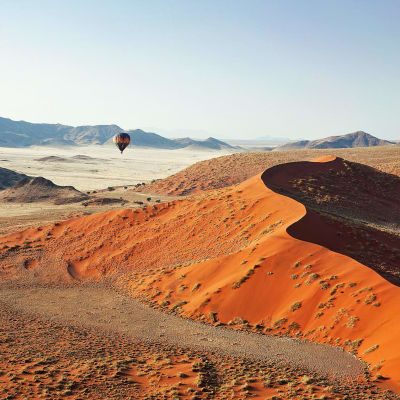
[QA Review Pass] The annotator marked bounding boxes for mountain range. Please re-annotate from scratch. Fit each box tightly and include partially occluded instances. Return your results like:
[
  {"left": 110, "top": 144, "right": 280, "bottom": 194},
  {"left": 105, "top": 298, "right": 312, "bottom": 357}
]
[
  {"left": 0, "top": 117, "right": 395, "bottom": 151},
  {"left": 0, "top": 117, "right": 236, "bottom": 150}
]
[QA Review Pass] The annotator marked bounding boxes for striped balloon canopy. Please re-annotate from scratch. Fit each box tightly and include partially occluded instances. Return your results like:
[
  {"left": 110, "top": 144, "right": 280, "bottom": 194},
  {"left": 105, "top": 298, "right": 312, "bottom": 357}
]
[{"left": 113, "top": 132, "right": 131, "bottom": 154}]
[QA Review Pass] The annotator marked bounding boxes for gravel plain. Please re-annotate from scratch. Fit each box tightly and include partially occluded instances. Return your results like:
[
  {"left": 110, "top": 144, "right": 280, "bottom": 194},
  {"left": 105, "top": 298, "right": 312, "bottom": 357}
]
[{"left": 0, "top": 286, "right": 365, "bottom": 379}]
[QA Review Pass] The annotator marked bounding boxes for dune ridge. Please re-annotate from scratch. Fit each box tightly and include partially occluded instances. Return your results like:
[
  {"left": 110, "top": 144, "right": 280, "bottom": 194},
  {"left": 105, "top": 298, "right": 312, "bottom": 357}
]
[
  {"left": 262, "top": 156, "right": 400, "bottom": 284},
  {"left": 134, "top": 146, "right": 400, "bottom": 196}
]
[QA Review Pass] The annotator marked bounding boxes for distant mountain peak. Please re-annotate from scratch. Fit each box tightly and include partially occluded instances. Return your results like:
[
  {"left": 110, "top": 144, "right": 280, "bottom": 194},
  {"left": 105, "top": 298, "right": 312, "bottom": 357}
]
[{"left": 274, "top": 131, "right": 394, "bottom": 151}]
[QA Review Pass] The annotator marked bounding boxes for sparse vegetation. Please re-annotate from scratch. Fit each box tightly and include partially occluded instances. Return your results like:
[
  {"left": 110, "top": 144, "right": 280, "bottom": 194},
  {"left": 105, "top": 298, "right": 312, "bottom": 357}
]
[
  {"left": 365, "top": 293, "right": 377, "bottom": 305},
  {"left": 192, "top": 283, "right": 201, "bottom": 292},
  {"left": 273, "top": 318, "right": 287, "bottom": 328},
  {"left": 290, "top": 302, "right": 302, "bottom": 312},
  {"left": 364, "top": 345, "right": 379, "bottom": 354}
]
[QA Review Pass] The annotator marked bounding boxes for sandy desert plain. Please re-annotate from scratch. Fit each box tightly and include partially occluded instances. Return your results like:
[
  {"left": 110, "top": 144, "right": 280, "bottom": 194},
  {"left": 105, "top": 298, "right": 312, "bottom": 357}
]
[{"left": 1, "top": 144, "right": 400, "bottom": 400}]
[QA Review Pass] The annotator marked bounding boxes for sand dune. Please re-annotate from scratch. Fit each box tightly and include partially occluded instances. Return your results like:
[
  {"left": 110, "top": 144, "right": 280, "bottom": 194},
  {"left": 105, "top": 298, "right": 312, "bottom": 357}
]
[
  {"left": 1, "top": 156, "right": 400, "bottom": 393},
  {"left": 136, "top": 145, "right": 400, "bottom": 196}
]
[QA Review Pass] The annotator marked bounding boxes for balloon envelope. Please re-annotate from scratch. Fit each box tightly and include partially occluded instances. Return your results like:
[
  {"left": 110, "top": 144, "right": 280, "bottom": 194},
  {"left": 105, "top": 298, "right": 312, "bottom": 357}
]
[{"left": 113, "top": 133, "right": 131, "bottom": 153}]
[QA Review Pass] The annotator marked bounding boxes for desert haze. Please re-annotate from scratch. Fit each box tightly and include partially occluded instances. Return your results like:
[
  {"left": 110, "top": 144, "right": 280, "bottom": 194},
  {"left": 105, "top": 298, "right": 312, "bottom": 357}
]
[{"left": 0, "top": 145, "right": 238, "bottom": 191}]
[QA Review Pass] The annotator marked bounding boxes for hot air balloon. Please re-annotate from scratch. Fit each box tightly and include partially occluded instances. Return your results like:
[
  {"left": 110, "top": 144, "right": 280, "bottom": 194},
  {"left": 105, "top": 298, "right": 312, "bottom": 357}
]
[{"left": 113, "top": 132, "right": 131, "bottom": 154}]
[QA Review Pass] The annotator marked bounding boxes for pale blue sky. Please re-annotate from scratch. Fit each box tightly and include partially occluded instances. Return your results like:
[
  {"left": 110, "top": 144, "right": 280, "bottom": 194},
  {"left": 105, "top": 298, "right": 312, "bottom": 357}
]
[{"left": 1, "top": 0, "right": 399, "bottom": 139}]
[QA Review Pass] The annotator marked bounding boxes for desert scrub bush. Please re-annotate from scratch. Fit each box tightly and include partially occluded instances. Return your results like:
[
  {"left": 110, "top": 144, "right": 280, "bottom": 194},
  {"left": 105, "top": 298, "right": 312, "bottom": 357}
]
[
  {"left": 290, "top": 302, "right": 302, "bottom": 312},
  {"left": 290, "top": 274, "right": 299, "bottom": 280},
  {"left": 348, "top": 282, "right": 357, "bottom": 287},
  {"left": 208, "top": 312, "right": 218, "bottom": 323},
  {"left": 315, "top": 312, "right": 324, "bottom": 319},
  {"left": 294, "top": 283, "right": 301, "bottom": 288},
  {"left": 293, "top": 261, "right": 301, "bottom": 268},
  {"left": 301, "top": 375, "right": 314, "bottom": 385},
  {"left": 373, "top": 302, "right": 381, "bottom": 307},
  {"left": 192, "top": 283, "right": 201, "bottom": 292},
  {"left": 232, "top": 267, "right": 258, "bottom": 289},
  {"left": 306, "top": 273, "right": 320, "bottom": 284},
  {"left": 273, "top": 318, "right": 287, "bottom": 328},
  {"left": 349, "top": 339, "right": 363, "bottom": 350},
  {"left": 364, "top": 344, "right": 379, "bottom": 354},
  {"left": 365, "top": 293, "right": 377, "bottom": 305},
  {"left": 319, "top": 281, "right": 330, "bottom": 290},
  {"left": 330, "top": 283, "right": 344, "bottom": 295},
  {"left": 304, "top": 264, "right": 312, "bottom": 270},
  {"left": 346, "top": 316, "right": 359, "bottom": 328},
  {"left": 171, "top": 301, "right": 187, "bottom": 311},
  {"left": 232, "top": 276, "right": 247, "bottom": 289},
  {"left": 201, "top": 297, "right": 210, "bottom": 306},
  {"left": 228, "top": 317, "right": 248, "bottom": 326},
  {"left": 240, "top": 260, "right": 247, "bottom": 265},
  {"left": 178, "top": 284, "right": 188, "bottom": 292},
  {"left": 288, "top": 322, "right": 300, "bottom": 330}
]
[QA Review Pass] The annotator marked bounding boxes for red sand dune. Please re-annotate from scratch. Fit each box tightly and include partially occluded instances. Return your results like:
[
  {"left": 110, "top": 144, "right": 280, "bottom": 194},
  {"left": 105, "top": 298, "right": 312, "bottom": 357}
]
[
  {"left": 134, "top": 147, "right": 400, "bottom": 196},
  {"left": 1, "top": 157, "right": 400, "bottom": 392}
]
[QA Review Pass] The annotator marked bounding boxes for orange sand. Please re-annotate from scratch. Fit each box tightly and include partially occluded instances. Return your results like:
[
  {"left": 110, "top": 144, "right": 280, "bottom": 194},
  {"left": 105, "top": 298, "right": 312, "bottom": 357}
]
[{"left": 1, "top": 156, "right": 400, "bottom": 392}]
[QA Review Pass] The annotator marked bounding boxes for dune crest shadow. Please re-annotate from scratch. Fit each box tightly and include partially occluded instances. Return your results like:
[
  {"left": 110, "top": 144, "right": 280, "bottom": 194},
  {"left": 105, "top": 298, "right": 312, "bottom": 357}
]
[{"left": 261, "top": 157, "right": 400, "bottom": 285}]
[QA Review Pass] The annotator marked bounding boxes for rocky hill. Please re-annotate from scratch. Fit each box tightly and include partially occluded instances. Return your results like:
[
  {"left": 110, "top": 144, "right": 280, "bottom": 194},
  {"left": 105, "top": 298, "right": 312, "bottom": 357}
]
[
  {"left": 173, "top": 137, "right": 237, "bottom": 150},
  {"left": 0, "top": 176, "right": 88, "bottom": 204},
  {"left": 0, "top": 167, "right": 29, "bottom": 190},
  {"left": 275, "top": 131, "right": 394, "bottom": 151}
]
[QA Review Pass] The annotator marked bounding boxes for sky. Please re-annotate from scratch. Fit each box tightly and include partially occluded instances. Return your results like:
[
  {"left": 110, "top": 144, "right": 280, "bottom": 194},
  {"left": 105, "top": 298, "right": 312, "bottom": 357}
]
[{"left": 1, "top": 0, "right": 399, "bottom": 140}]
